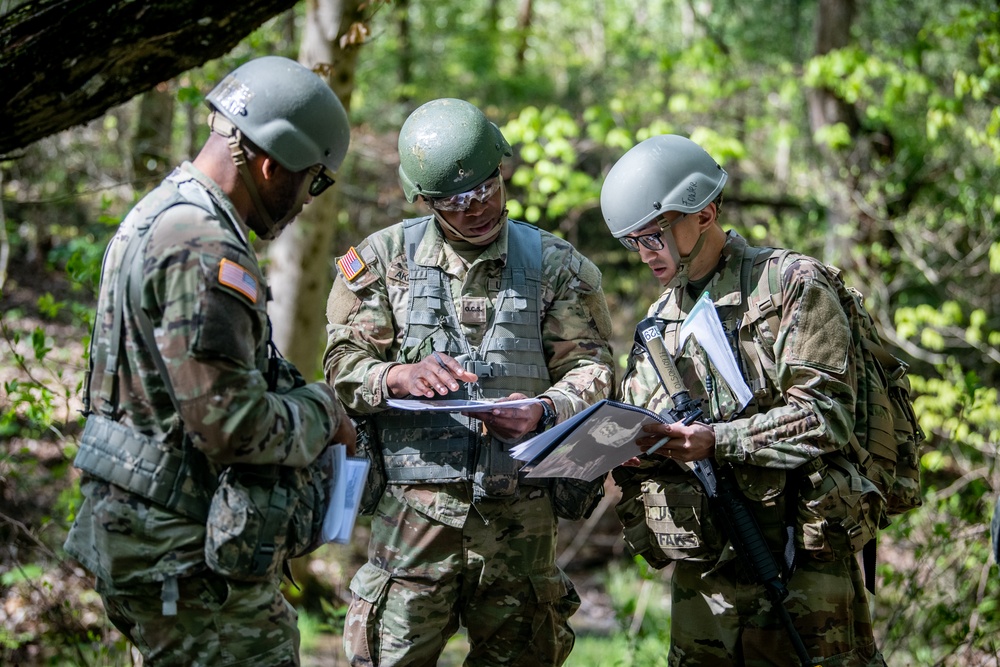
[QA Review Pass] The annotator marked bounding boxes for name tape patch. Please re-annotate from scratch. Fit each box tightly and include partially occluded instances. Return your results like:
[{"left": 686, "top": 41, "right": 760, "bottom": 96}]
[{"left": 218, "top": 258, "right": 259, "bottom": 303}]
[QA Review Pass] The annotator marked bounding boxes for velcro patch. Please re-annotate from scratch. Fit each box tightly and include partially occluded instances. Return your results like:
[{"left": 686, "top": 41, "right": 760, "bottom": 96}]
[
  {"left": 218, "top": 258, "right": 258, "bottom": 303},
  {"left": 338, "top": 246, "right": 367, "bottom": 281}
]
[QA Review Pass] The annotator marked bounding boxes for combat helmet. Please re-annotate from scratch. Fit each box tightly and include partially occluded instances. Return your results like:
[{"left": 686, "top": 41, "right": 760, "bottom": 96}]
[
  {"left": 206, "top": 55, "right": 350, "bottom": 174},
  {"left": 600, "top": 134, "right": 728, "bottom": 238},
  {"left": 398, "top": 99, "right": 512, "bottom": 203}
]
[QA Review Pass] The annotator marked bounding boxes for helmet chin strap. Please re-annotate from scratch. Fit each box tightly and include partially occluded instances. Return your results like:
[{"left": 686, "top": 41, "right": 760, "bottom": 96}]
[
  {"left": 662, "top": 226, "right": 709, "bottom": 290},
  {"left": 210, "top": 111, "right": 301, "bottom": 240},
  {"left": 431, "top": 179, "right": 508, "bottom": 246}
]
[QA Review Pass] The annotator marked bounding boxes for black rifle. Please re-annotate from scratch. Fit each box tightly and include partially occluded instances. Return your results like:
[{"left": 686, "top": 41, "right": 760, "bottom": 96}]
[{"left": 634, "top": 317, "right": 818, "bottom": 667}]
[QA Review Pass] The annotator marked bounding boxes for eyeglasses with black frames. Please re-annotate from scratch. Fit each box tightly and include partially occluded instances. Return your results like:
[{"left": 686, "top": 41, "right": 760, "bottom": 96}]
[{"left": 618, "top": 213, "right": 688, "bottom": 252}]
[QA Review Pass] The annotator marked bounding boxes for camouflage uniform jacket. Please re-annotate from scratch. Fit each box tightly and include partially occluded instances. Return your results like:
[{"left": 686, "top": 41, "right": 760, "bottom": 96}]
[
  {"left": 65, "top": 162, "right": 347, "bottom": 588},
  {"left": 324, "top": 217, "right": 615, "bottom": 525},
  {"left": 620, "top": 231, "right": 858, "bottom": 555}
]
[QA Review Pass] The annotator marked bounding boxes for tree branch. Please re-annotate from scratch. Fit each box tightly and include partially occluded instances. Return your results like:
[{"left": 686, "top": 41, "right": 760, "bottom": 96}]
[{"left": 0, "top": 0, "right": 298, "bottom": 156}]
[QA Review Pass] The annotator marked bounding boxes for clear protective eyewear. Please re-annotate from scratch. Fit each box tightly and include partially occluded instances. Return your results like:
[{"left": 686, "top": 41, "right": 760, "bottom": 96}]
[
  {"left": 308, "top": 166, "right": 336, "bottom": 197},
  {"left": 619, "top": 213, "right": 687, "bottom": 252},
  {"left": 431, "top": 175, "right": 501, "bottom": 212}
]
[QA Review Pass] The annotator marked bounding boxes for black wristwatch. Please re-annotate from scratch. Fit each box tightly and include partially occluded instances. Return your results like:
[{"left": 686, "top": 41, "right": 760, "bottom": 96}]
[{"left": 536, "top": 399, "right": 557, "bottom": 433}]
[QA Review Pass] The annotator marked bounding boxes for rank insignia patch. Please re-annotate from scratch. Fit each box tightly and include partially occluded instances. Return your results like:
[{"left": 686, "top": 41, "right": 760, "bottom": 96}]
[
  {"left": 218, "top": 259, "right": 258, "bottom": 303},
  {"left": 338, "top": 246, "right": 367, "bottom": 281}
]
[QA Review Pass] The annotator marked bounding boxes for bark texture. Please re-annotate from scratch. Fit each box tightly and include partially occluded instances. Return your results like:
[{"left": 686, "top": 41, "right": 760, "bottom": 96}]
[{"left": 0, "top": 0, "right": 297, "bottom": 156}]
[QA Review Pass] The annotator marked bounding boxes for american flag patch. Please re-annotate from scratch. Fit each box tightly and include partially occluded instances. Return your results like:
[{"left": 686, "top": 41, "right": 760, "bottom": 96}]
[
  {"left": 338, "top": 246, "right": 367, "bottom": 281},
  {"left": 218, "top": 259, "right": 258, "bottom": 303}
]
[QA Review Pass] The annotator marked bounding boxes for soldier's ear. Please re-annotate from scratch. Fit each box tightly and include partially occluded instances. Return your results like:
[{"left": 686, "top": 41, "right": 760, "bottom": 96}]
[
  {"left": 259, "top": 155, "right": 281, "bottom": 182},
  {"left": 696, "top": 202, "right": 718, "bottom": 229}
]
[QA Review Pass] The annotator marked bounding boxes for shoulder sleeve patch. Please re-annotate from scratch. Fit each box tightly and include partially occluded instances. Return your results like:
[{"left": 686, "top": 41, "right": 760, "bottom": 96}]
[
  {"left": 337, "top": 246, "right": 368, "bottom": 281},
  {"left": 218, "top": 258, "right": 259, "bottom": 304}
]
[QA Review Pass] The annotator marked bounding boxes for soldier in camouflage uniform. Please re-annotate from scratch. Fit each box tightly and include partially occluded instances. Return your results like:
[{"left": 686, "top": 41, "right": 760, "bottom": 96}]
[
  {"left": 64, "top": 57, "right": 356, "bottom": 666},
  {"left": 324, "top": 98, "right": 615, "bottom": 666},
  {"left": 600, "top": 135, "right": 886, "bottom": 666}
]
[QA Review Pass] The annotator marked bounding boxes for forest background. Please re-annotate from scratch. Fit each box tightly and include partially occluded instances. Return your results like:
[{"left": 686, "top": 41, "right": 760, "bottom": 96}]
[{"left": 1, "top": 0, "right": 999, "bottom": 665}]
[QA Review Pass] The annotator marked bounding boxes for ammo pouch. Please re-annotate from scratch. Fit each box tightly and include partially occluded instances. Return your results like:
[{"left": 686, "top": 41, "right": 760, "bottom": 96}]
[
  {"left": 204, "top": 457, "right": 328, "bottom": 582},
  {"left": 795, "top": 454, "right": 883, "bottom": 561}
]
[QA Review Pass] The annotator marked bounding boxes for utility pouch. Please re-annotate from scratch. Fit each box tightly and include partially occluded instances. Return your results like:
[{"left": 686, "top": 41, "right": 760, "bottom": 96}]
[
  {"left": 795, "top": 454, "right": 883, "bottom": 561},
  {"left": 550, "top": 477, "right": 605, "bottom": 521},
  {"left": 204, "top": 458, "right": 328, "bottom": 582},
  {"left": 354, "top": 417, "right": 387, "bottom": 516},
  {"left": 473, "top": 435, "right": 519, "bottom": 501},
  {"left": 640, "top": 475, "right": 725, "bottom": 562}
]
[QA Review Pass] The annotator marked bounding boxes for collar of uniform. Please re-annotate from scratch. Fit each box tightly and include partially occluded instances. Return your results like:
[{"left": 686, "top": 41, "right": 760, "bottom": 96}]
[
  {"left": 654, "top": 230, "right": 748, "bottom": 321},
  {"left": 416, "top": 216, "right": 508, "bottom": 272},
  {"left": 176, "top": 161, "right": 252, "bottom": 245},
  {"left": 707, "top": 230, "right": 747, "bottom": 309}
]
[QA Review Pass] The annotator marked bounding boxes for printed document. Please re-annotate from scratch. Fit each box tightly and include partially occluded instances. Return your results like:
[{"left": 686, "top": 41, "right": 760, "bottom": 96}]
[
  {"left": 387, "top": 398, "right": 542, "bottom": 412},
  {"left": 321, "top": 443, "right": 370, "bottom": 544},
  {"left": 510, "top": 399, "right": 666, "bottom": 482},
  {"left": 679, "top": 292, "right": 753, "bottom": 410}
]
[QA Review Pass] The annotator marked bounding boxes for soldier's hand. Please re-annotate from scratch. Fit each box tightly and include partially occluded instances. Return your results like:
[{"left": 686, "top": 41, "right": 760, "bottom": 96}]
[
  {"left": 386, "top": 352, "right": 478, "bottom": 398},
  {"left": 466, "top": 393, "right": 541, "bottom": 443},
  {"left": 333, "top": 416, "right": 358, "bottom": 456},
  {"left": 636, "top": 420, "right": 715, "bottom": 463}
]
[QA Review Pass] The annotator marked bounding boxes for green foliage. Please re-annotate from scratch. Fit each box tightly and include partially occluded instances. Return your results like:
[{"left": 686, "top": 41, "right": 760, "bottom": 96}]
[{"left": 2, "top": 0, "right": 1000, "bottom": 662}]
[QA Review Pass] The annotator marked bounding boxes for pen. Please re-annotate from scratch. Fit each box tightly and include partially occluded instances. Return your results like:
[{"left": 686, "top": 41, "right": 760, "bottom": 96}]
[
  {"left": 644, "top": 412, "right": 700, "bottom": 457},
  {"left": 432, "top": 351, "right": 449, "bottom": 371}
]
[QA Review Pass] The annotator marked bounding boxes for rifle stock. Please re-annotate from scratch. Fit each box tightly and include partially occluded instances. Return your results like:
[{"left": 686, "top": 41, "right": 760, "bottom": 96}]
[{"left": 634, "top": 317, "right": 817, "bottom": 667}]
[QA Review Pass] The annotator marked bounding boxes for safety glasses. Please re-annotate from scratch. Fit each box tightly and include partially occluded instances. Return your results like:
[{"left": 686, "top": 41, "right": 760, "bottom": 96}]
[{"left": 431, "top": 175, "right": 501, "bottom": 212}]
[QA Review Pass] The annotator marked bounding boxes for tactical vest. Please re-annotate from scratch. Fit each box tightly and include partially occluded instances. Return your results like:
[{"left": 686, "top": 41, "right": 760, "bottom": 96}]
[
  {"left": 374, "top": 217, "right": 551, "bottom": 497},
  {"left": 73, "top": 171, "right": 253, "bottom": 521}
]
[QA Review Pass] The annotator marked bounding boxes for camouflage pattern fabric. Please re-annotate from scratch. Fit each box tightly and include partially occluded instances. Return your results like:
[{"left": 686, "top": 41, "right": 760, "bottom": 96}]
[
  {"left": 669, "top": 558, "right": 885, "bottom": 666},
  {"left": 325, "top": 218, "right": 613, "bottom": 665},
  {"left": 64, "top": 162, "right": 348, "bottom": 657},
  {"left": 617, "top": 231, "right": 885, "bottom": 662},
  {"left": 343, "top": 484, "right": 579, "bottom": 666},
  {"left": 99, "top": 569, "right": 299, "bottom": 667}
]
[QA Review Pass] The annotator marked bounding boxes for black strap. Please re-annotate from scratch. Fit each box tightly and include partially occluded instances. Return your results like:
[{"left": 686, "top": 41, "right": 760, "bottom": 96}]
[{"left": 862, "top": 537, "right": 877, "bottom": 594}]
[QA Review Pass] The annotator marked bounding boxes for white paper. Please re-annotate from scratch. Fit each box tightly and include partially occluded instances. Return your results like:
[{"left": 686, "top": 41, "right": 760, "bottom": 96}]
[
  {"left": 321, "top": 444, "right": 371, "bottom": 545},
  {"left": 387, "top": 398, "right": 542, "bottom": 413},
  {"left": 679, "top": 292, "right": 753, "bottom": 410}
]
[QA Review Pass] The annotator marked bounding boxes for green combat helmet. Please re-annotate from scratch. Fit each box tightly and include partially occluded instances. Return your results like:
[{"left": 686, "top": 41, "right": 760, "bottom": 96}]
[
  {"left": 206, "top": 55, "right": 350, "bottom": 174},
  {"left": 398, "top": 98, "right": 512, "bottom": 202},
  {"left": 600, "top": 134, "right": 727, "bottom": 239},
  {"left": 205, "top": 56, "right": 351, "bottom": 238}
]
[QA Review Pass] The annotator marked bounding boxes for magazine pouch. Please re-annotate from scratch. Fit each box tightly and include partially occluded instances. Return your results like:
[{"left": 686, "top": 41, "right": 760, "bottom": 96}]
[{"left": 204, "top": 460, "right": 328, "bottom": 582}]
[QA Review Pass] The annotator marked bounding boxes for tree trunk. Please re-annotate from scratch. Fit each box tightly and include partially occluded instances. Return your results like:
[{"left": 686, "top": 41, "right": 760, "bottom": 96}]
[
  {"left": 131, "top": 82, "right": 175, "bottom": 185},
  {"left": 806, "top": 0, "right": 858, "bottom": 268},
  {"left": 0, "top": 0, "right": 298, "bottom": 156},
  {"left": 266, "top": 0, "right": 365, "bottom": 377},
  {"left": 396, "top": 0, "right": 412, "bottom": 105},
  {"left": 514, "top": 0, "right": 533, "bottom": 69},
  {"left": 267, "top": 0, "right": 367, "bottom": 607}
]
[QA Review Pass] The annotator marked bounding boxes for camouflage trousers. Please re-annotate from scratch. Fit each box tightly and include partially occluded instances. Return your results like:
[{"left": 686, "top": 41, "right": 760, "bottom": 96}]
[
  {"left": 344, "top": 485, "right": 580, "bottom": 666},
  {"left": 668, "top": 555, "right": 886, "bottom": 667},
  {"left": 98, "top": 571, "right": 299, "bottom": 666}
]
